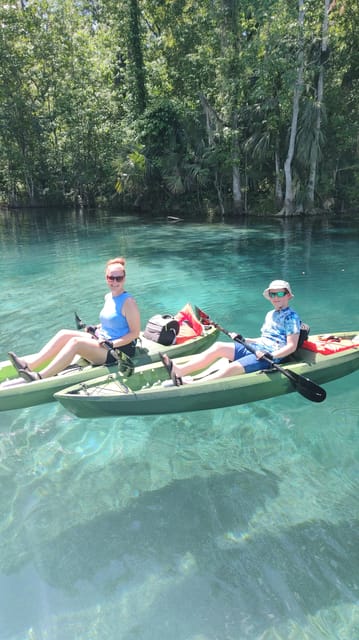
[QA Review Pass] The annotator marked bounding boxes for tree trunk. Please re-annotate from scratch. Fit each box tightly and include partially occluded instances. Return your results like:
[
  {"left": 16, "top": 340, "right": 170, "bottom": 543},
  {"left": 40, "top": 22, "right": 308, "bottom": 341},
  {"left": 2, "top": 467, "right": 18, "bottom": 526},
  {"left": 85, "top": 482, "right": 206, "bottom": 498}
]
[
  {"left": 232, "top": 163, "right": 242, "bottom": 213},
  {"left": 280, "top": 0, "right": 305, "bottom": 216},
  {"left": 199, "top": 92, "right": 219, "bottom": 146},
  {"left": 215, "top": 170, "right": 225, "bottom": 218},
  {"left": 128, "top": 0, "right": 147, "bottom": 116},
  {"left": 232, "top": 110, "right": 242, "bottom": 214},
  {"left": 199, "top": 93, "right": 228, "bottom": 214},
  {"left": 307, "top": 0, "right": 330, "bottom": 209},
  {"left": 275, "top": 148, "right": 283, "bottom": 206}
]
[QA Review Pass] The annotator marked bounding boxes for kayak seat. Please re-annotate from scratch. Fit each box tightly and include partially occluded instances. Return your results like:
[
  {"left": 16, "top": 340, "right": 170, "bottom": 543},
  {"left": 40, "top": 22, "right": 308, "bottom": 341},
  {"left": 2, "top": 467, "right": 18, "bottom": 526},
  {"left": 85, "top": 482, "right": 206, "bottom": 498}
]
[{"left": 279, "top": 323, "right": 310, "bottom": 364}]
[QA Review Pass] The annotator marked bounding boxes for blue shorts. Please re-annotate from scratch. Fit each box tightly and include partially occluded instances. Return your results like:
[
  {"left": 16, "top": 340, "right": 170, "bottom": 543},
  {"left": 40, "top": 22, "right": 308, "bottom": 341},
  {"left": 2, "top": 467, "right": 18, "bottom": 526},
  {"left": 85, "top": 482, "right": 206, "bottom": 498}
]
[{"left": 233, "top": 342, "right": 275, "bottom": 374}]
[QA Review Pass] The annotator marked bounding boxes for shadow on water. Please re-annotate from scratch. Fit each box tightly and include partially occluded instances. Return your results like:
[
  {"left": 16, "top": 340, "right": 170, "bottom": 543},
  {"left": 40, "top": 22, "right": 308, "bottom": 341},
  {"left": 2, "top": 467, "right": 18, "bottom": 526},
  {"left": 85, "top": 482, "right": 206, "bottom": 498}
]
[{"left": 1, "top": 468, "right": 358, "bottom": 639}]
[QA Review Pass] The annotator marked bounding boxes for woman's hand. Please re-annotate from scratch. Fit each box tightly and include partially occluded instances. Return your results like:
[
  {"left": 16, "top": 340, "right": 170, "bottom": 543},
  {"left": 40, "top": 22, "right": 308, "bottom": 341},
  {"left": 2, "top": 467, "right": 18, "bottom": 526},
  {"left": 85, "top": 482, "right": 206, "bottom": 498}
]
[
  {"left": 85, "top": 325, "right": 98, "bottom": 335},
  {"left": 98, "top": 339, "right": 114, "bottom": 350}
]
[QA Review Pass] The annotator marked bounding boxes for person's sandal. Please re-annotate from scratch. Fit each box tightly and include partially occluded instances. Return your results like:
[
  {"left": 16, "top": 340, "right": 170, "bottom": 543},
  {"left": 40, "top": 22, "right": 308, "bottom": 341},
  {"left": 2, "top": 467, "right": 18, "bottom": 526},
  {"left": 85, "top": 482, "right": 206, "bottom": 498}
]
[
  {"left": 18, "top": 369, "right": 42, "bottom": 383},
  {"left": 8, "top": 351, "right": 30, "bottom": 373},
  {"left": 160, "top": 353, "right": 183, "bottom": 387}
]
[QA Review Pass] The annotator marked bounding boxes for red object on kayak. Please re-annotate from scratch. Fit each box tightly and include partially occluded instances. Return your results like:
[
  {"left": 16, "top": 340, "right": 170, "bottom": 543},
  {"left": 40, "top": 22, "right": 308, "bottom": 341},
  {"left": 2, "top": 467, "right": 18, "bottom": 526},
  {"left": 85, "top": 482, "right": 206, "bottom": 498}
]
[
  {"left": 175, "top": 303, "right": 205, "bottom": 344},
  {"left": 302, "top": 336, "right": 357, "bottom": 355}
]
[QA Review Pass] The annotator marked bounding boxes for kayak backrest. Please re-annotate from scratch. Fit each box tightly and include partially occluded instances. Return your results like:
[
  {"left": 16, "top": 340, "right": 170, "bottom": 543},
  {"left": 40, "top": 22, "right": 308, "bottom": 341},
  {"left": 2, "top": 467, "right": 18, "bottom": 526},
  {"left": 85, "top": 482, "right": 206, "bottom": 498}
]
[{"left": 297, "top": 322, "right": 310, "bottom": 349}]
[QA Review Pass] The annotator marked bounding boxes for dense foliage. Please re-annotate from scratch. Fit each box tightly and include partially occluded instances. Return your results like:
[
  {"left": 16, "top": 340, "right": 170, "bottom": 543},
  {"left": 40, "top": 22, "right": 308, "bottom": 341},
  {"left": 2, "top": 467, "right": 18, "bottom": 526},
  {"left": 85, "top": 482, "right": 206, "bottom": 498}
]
[{"left": 0, "top": 0, "right": 358, "bottom": 216}]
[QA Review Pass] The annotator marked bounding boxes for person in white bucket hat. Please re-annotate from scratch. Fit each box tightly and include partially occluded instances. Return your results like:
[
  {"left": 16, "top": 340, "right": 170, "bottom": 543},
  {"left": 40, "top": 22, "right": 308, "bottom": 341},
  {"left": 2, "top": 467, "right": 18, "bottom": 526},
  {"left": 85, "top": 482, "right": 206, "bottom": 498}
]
[
  {"left": 263, "top": 279, "right": 294, "bottom": 300},
  {"left": 161, "top": 279, "right": 302, "bottom": 386}
]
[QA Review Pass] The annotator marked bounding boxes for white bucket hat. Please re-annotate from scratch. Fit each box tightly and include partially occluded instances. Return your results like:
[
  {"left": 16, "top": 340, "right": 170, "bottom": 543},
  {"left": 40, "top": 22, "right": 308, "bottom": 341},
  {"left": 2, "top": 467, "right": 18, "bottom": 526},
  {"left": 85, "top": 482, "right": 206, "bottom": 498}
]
[{"left": 263, "top": 279, "right": 294, "bottom": 300}]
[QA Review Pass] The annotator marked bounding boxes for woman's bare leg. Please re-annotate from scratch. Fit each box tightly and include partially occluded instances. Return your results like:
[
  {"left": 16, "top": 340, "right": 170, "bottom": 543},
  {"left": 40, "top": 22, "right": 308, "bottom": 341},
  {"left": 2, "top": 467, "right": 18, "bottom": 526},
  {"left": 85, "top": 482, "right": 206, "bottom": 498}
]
[
  {"left": 13, "top": 330, "right": 109, "bottom": 378},
  {"left": 36, "top": 336, "right": 109, "bottom": 378},
  {"left": 20, "top": 330, "right": 86, "bottom": 369}
]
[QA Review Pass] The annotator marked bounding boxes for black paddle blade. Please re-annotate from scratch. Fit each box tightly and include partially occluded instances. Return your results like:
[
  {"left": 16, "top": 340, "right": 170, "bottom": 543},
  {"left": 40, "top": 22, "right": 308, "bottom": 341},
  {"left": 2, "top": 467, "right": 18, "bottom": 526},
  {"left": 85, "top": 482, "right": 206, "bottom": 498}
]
[
  {"left": 286, "top": 369, "right": 326, "bottom": 402},
  {"left": 74, "top": 311, "right": 85, "bottom": 330},
  {"left": 295, "top": 376, "right": 327, "bottom": 402}
]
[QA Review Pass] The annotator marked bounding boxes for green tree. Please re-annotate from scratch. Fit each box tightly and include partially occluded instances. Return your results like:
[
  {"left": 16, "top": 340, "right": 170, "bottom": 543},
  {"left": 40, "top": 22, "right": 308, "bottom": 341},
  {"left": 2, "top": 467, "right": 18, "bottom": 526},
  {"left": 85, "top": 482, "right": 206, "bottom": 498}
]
[
  {"left": 0, "top": 0, "right": 121, "bottom": 206},
  {"left": 0, "top": 0, "right": 358, "bottom": 213}
]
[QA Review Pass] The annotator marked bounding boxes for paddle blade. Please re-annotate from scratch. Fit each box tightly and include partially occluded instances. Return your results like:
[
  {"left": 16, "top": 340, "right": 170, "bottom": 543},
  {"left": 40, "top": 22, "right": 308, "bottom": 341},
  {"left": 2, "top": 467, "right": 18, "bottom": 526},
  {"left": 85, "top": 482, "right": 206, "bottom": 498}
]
[
  {"left": 74, "top": 311, "right": 85, "bottom": 330},
  {"left": 287, "top": 370, "right": 327, "bottom": 402},
  {"left": 195, "top": 306, "right": 211, "bottom": 325},
  {"left": 296, "top": 377, "right": 327, "bottom": 402}
]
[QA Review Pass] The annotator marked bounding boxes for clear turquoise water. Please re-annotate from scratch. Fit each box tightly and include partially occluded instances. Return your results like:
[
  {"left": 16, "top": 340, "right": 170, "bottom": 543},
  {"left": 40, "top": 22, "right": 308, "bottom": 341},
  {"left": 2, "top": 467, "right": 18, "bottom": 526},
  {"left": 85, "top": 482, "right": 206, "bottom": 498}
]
[{"left": 0, "top": 209, "right": 358, "bottom": 640}]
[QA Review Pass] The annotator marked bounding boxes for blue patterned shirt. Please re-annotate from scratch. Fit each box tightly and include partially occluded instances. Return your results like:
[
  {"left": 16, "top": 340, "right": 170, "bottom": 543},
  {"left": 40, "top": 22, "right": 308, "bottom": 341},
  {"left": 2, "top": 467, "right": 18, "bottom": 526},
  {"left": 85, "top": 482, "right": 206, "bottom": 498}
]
[{"left": 252, "top": 307, "right": 301, "bottom": 353}]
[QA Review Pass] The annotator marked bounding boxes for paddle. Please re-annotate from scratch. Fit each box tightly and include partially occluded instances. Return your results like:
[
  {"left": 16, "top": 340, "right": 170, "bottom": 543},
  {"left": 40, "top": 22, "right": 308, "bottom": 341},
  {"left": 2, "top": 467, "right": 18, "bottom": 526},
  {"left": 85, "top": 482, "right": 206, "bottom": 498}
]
[
  {"left": 74, "top": 311, "right": 134, "bottom": 376},
  {"left": 195, "top": 306, "right": 326, "bottom": 403},
  {"left": 74, "top": 311, "right": 86, "bottom": 331}
]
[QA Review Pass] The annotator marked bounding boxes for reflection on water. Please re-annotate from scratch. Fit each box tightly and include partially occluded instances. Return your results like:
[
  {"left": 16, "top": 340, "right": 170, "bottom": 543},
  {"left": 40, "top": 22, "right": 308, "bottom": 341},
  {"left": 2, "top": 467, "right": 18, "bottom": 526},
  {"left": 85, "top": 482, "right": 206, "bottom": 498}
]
[{"left": 0, "top": 210, "right": 358, "bottom": 639}]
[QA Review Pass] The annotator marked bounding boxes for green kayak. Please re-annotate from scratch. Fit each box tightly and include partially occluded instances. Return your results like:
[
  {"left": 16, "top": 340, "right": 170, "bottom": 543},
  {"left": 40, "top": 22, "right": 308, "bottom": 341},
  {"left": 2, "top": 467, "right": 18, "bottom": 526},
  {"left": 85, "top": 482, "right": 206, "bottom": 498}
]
[
  {"left": 0, "top": 325, "right": 219, "bottom": 412},
  {"left": 55, "top": 332, "right": 359, "bottom": 418}
]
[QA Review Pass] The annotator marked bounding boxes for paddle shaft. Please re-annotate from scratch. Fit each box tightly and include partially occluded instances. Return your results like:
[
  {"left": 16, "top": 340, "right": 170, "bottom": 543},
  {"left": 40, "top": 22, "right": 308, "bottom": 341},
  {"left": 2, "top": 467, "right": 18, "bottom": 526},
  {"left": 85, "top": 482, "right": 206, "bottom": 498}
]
[{"left": 195, "top": 307, "right": 326, "bottom": 403}]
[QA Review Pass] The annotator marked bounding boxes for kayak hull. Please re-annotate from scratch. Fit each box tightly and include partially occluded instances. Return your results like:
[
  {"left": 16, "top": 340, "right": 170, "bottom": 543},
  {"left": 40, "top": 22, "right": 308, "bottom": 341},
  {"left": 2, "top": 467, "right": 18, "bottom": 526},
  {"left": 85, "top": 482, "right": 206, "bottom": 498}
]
[
  {"left": 0, "top": 326, "right": 219, "bottom": 411},
  {"left": 55, "top": 332, "right": 359, "bottom": 418}
]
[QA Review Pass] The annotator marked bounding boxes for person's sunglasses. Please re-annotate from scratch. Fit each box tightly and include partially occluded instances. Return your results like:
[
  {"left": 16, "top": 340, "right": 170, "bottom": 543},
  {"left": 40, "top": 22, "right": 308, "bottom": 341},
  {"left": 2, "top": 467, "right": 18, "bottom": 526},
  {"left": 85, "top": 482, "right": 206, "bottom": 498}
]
[
  {"left": 269, "top": 291, "right": 287, "bottom": 298},
  {"left": 106, "top": 274, "right": 125, "bottom": 282}
]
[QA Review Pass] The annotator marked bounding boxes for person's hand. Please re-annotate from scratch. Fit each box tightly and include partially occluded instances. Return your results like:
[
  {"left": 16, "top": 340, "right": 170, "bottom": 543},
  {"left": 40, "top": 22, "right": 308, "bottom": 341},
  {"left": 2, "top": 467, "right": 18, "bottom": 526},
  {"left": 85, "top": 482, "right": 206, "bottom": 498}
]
[
  {"left": 258, "top": 351, "right": 273, "bottom": 361},
  {"left": 99, "top": 339, "right": 114, "bottom": 350},
  {"left": 229, "top": 332, "right": 244, "bottom": 341},
  {"left": 85, "top": 325, "right": 97, "bottom": 335}
]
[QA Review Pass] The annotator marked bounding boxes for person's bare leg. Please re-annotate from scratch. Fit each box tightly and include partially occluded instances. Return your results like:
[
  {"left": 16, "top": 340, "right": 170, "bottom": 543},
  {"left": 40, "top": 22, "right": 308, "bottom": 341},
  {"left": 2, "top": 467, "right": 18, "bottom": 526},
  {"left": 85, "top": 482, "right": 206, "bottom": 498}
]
[
  {"left": 191, "top": 359, "right": 246, "bottom": 381},
  {"left": 15, "top": 330, "right": 86, "bottom": 369},
  {"left": 37, "top": 336, "right": 108, "bottom": 378},
  {"left": 170, "top": 341, "right": 236, "bottom": 377}
]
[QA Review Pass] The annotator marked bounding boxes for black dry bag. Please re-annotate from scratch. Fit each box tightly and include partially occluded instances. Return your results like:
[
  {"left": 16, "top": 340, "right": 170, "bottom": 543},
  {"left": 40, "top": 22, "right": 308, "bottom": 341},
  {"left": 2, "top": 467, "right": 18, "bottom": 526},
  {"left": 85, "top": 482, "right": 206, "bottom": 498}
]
[{"left": 143, "top": 314, "right": 180, "bottom": 346}]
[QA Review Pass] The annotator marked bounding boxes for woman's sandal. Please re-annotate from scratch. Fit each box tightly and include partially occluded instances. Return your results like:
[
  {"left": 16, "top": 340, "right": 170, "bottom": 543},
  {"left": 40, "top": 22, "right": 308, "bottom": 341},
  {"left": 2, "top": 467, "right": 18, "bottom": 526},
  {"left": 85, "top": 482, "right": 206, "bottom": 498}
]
[
  {"left": 8, "top": 351, "right": 30, "bottom": 373},
  {"left": 160, "top": 353, "right": 183, "bottom": 387},
  {"left": 18, "top": 369, "right": 42, "bottom": 383}
]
